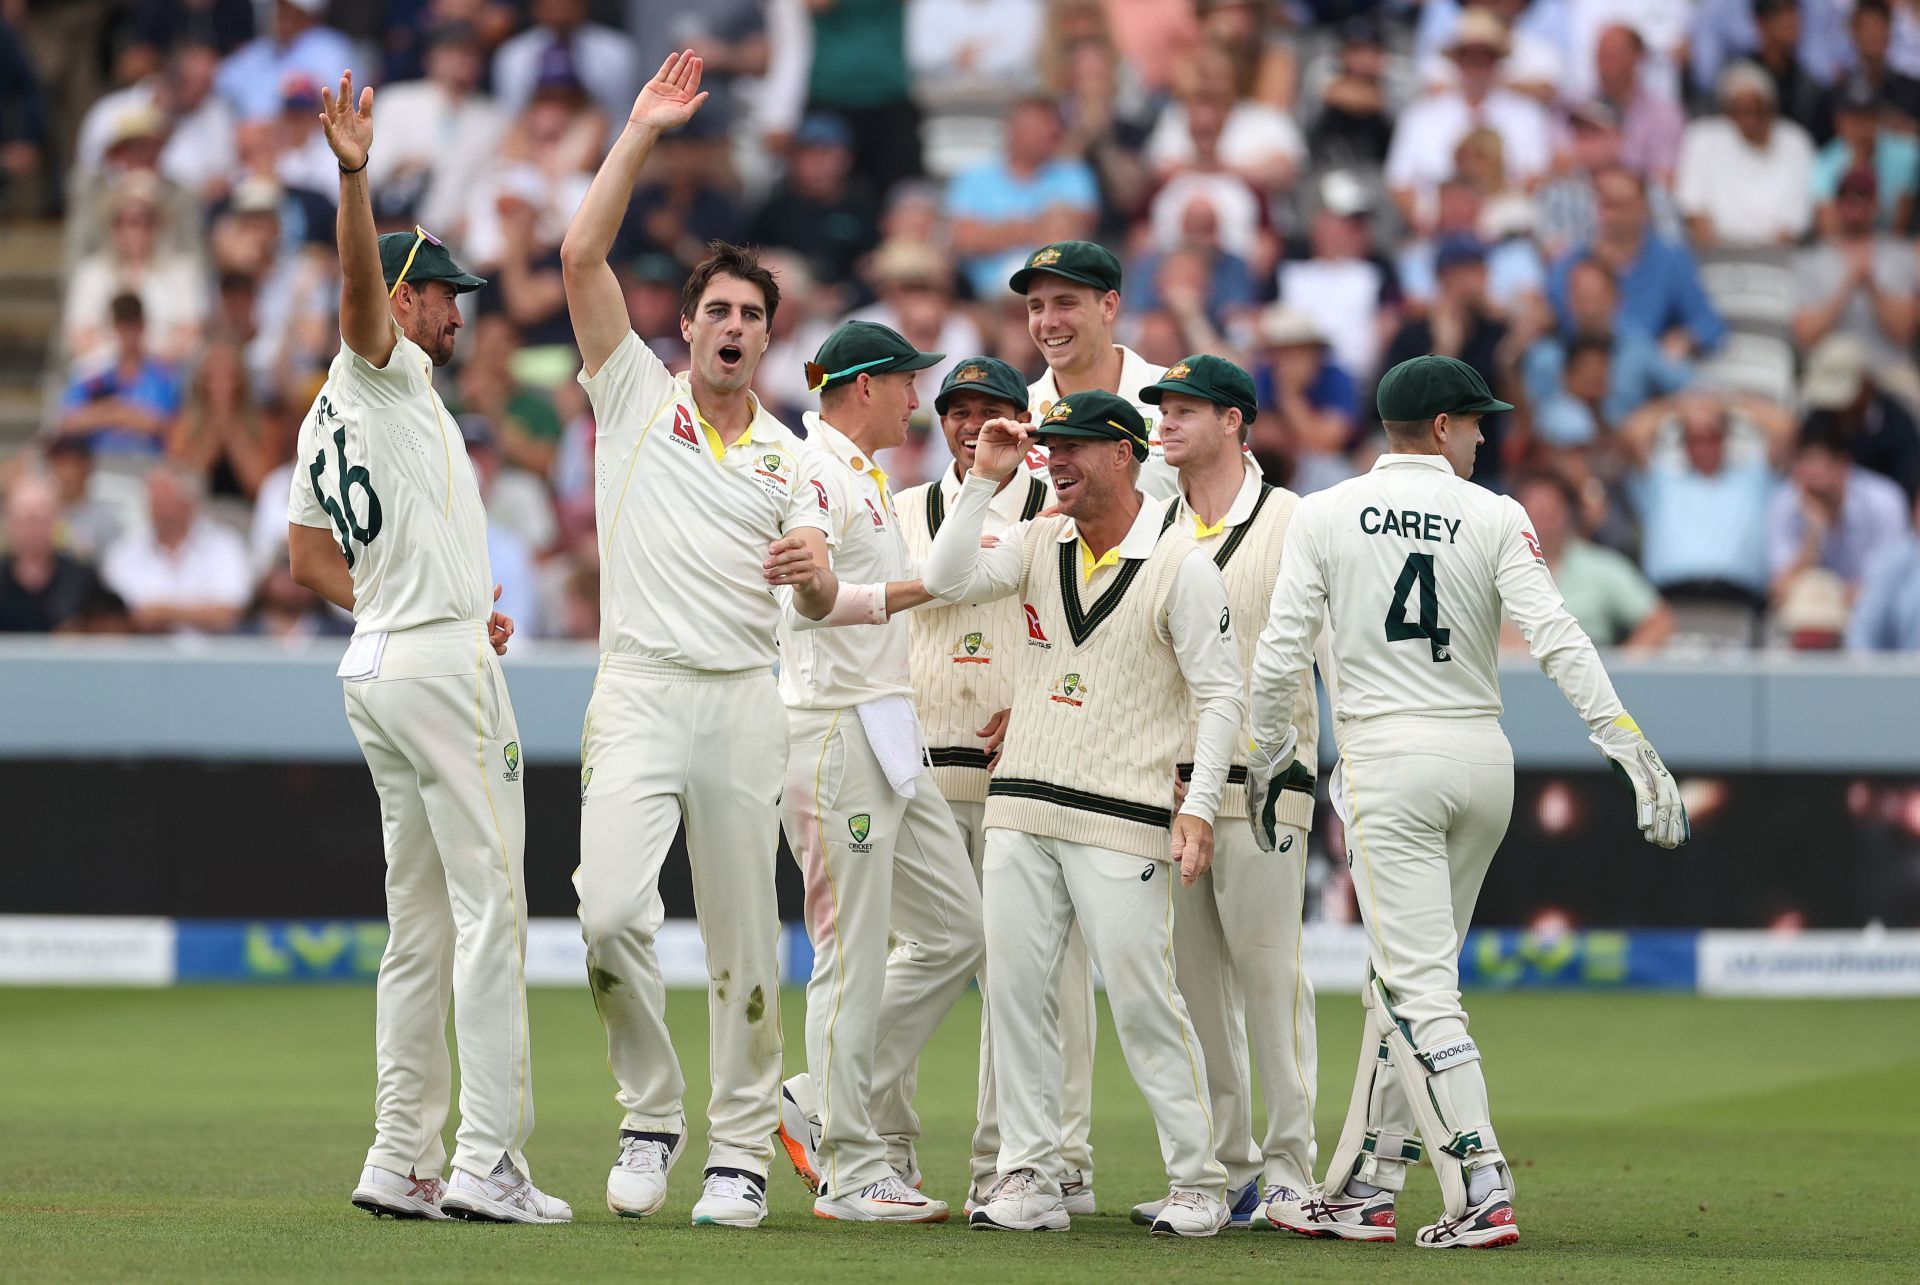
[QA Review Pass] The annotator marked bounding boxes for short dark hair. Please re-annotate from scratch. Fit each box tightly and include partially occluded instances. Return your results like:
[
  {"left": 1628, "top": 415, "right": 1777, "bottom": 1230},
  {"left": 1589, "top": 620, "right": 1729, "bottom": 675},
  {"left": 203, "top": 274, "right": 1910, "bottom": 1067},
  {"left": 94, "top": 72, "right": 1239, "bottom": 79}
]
[
  {"left": 679, "top": 241, "right": 780, "bottom": 328},
  {"left": 1856, "top": 0, "right": 1891, "bottom": 23},
  {"left": 1567, "top": 333, "right": 1613, "bottom": 366},
  {"left": 1382, "top": 417, "right": 1435, "bottom": 445},
  {"left": 1798, "top": 411, "right": 1855, "bottom": 456},
  {"left": 1568, "top": 257, "right": 1617, "bottom": 291},
  {"left": 109, "top": 292, "right": 144, "bottom": 327}
]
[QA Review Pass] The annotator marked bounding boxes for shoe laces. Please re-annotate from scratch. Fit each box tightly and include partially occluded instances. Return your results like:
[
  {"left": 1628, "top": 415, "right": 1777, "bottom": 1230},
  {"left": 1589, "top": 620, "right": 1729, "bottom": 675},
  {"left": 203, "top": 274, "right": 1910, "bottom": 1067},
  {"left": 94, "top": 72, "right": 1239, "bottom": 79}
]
[
  {"left": 858, "top": 1175, "right": 922, "bottom": 1202},
  {"left": 617, "top": 1136, "right": 670, "bottom": 1175},
  {"left": 1165, "top": 1191, "right": 1211, "bottom": 1213},
  {"left": 990, "top": 1170, "right": 1039, "bottom": 1201},
  {"left": 705, "top": 1172, "right": 764, "bottom": 1204}
]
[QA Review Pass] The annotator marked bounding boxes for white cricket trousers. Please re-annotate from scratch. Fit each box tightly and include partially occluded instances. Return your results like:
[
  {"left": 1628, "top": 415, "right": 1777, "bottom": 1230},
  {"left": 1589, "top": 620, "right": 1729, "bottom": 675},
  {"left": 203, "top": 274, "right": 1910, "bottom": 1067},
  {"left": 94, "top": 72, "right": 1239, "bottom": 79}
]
[
  {"left": 342, "top": 620, "right": 533, "bottom": 1183},
  {"left": 983, "top": 829, "right": 1228, "bottom": 1201},
  {"left": 781, "top": 707, "right": 984, "bottom": 1198},
  {"left": 1174, "top": 817, "right": 1318, "bottom": 1194},
  {"left": 1338, "top": 715, "right": 1514, "bottom": 1191},
  {"left": 574, "top": 655, "right": 786, "bottom": 1176},
  {"left": 876, "top": 799, "right": 1098, "bottom": 1196}
]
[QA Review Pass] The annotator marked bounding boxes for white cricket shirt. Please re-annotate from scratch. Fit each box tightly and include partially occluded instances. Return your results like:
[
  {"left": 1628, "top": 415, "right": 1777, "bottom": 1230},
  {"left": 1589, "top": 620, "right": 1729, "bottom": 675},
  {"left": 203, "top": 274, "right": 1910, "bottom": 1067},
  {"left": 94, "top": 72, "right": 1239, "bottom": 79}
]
[
  {"left": 579, "top": 331, "right": 831, "bottom": 671},
  {"left": 1027, "top": 344, "right": 1177, "bottom": 499},
  {"left": 288, "top": 329, "right": 492, "bottom": 635},
  {"left": 1250, "top": 452, "right": 1625, "bottom": 755}
]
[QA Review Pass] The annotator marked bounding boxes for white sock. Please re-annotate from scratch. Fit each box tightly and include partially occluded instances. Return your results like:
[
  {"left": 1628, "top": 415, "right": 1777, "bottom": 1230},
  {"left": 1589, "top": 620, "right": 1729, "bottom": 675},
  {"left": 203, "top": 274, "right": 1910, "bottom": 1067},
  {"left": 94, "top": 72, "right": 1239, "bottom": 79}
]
[
  {"left": 1465, "top": 1162, "right": 1499, "bottom": 1204},
  {"left": 1343, "top": 1178, "right": 1385, "bottom": 1198}
]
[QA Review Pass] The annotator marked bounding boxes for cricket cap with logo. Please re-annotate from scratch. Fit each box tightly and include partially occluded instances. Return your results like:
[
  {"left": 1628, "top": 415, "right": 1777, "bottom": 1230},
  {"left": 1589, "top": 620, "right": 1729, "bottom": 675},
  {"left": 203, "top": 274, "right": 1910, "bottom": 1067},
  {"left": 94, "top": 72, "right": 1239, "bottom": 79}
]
[
  {"left": 1034, "top": 389, "right": 1150, "bottom": 461},
  {"left": 377, "top": 229, "right": 487, "bottom": 294},
  {"left": 1140, "top": 353, "right": 1258, "bottom": 425},
  {"left": 934, "top": 355, "right": 1029, "bottom": 416},
  {"left": 1009, "top": 240, "right": 1124, "bottom": 295},
  {"left": 806, "top": 320, "right": 944, "bottom": 392},
  {"left": 1375, "top": 353, "right": 1513, "bottom": 422}
]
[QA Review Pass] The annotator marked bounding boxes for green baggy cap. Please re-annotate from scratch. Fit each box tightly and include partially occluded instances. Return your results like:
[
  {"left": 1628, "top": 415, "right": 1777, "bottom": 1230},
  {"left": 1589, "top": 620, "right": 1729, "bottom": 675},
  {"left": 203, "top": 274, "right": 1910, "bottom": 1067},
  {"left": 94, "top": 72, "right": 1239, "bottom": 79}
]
[
  {"left": 1140, "top": 353, "right": 1258, "bottom": 425},
  {"left": 1035, "top": 389, "right": 1149, "bottom": 462},
  {"left": 378, "top": 227, "right": 486, "bottom": 294},
  {"left": 1375, "top": 354, "right": 1513, "bottom": 422}
]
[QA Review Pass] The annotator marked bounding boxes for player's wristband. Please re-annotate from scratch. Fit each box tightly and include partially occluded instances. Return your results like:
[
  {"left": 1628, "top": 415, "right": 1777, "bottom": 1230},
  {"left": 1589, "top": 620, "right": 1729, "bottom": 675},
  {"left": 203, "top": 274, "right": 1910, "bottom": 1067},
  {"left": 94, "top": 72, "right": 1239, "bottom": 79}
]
[{"left": 339, "top": 151, "right": 369, "bottom": 174}]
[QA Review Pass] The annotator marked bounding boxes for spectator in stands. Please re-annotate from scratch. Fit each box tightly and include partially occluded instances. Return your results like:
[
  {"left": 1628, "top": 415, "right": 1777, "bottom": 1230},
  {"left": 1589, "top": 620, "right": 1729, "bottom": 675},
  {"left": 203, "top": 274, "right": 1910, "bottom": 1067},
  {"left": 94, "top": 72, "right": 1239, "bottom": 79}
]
[
  {"left": 623, "top": 251, "right": 693, "bottom": 371},
  {"left": 1147, "top": 42, "right": 1304, "bottom": 192},
  {"left": 1773, "top": 566, "right": 1851, "bottom": 648},
  {"left": 1794, "top": 169, "right": 1919, "bottom": 396},
  {"left": 906, "top": 0, "right": 1046, "bottom": 101},
  {"left": 1196, "top": 0, "right": 1298, "bottom": 107},
  {"left": 1536, "top": 100, "right": 1686, "bottom": 263},
  {"left": 854, "top": 240, "right": 983, "bottom": 402},
  {"left": 42, "top": 436, "right": 122, "bottom": 559},
  {"left": 101, "top": 463, "right": 252, "bottom": 635},
  {"left": 1550, "top": 166, "right": 1726, "bottom": 355},
  {"left": 1278, "top": 171, "right": 1402, "bottom": 385},
  {"left": 1592, "top": 23, "right": 1686, "bottom": 183},
  {"left": 207, "top": 176, "right": 336, "bottom": 404},
  {"left": 0, "top": 474, "right": 105, "bottom": 634},
  {"left": 64, "top": 174, "right": 206, "bottom": 366},
  {"left": 493, "top": 190, "right": 575, "bottom": 350},
  {"left": 1771, "top": 414, "right": 1912, "bottom": 598},
  {"left": 460, "top": 417, "right": 547, "bottom": 637},
  {"left": 215, "top": 0, "right": 354, "bottom": 123},
  {"left": 1384, "top": 8, "right": 1553, "bottom": 230},
  {"left": 1527, "top": 258, "right": 1694, "bottom": 423},
  {"left": 1510, "top": 471, "right": 1675, "bottom": 650},
  {"left": 746, "top": 113, "right": 881, "bottom": 292},
  {"left": 634, "top": 0, "right": 769, "bottom": 138},
  {"left": 1251, "top": 304, "right": 1360, "bottom": 495},
  {"left": 76, "top": 37, "right": 235, "bottom": 203},
  {"left": 1413, "top": 0, "right": 1571, "bottom": 98},
  {"left": 1305, "top": 14, "right": 1406, "bottom": 168},
  {"left": 493, "top": 0, "right": 637, "bottom": 127},
  {"left": 946, "top": 95, "right": 1097, "bottom": 298},
  {"left": 1054, "top": 30, "right": 1153, "bottom": 238},
  {"left": 755, "top": 248, "right": 839, "bottom": 429},
  {"left": 1382, "top": 235, "right": 1517, "bottom": 487},
  {"left": 366, "top": 21, "right": 506, "bottom": 241},
  {"left": 1747, "top": 0, "right": 1828, "bottom": 141},
  {"left": 1676, "top": 61, "right": 1815, "bottom": 246},
  {"left": 1399, "top": 175, "right": 1546, "bottom": 311},
  {"left": 247, "top": 549, "right": 349, "bottom": 640},
  {"left": 807, "top": 0, "right": 922, "bottom": 180},
  {"left": 450, "top": 317, "right": 567, "bottom": 499},
  {"left": 1621, "top": 390, "right": 1796, "bottom": 626},
  {"left": 1134, "top": 194, "right": 1260, "bottom": 331},
  {"left": 1797, "top": 335, "right": 1920, "bottom": 500},
  {"left": 466, "top": 46, "right": 606, "bottom": 271},
  {"left": 0, "top": 15, "right": 46, "bottom": 213},
  {"left": 57, "top": 294, "right": 184, "bottom": 461},
  {"left": 171, "top": 340, "right": 275, "bottom": 506},
  {"left": 1848, "top": 488, "right": 1920, "bottom": 649},
  {"left": 1145, "top": 138, "right": 1266, "bottom": 278},
  {"left": 1812, "top": 83, "right": 1919, "bottom": 232},
  {"left": 1831, "top": 0, "right": 1920, "bottom": 128}
]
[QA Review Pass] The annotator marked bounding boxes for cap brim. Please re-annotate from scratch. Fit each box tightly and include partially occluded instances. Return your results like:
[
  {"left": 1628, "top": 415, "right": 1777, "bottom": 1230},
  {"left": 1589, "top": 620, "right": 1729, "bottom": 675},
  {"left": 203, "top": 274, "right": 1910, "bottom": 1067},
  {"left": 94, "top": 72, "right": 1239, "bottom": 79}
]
[
  {"left": 891, "top": 350, "right": 945, "bottom": 373},
  {"left": 1462, "top": 396, "right": 1515, "bottom": 415},
  {"left": 934, "top": 381, "right": 1024, "bottom": 416},
  {"left": 1038, "top": 424, "right": 1149, "bottom": 460},
  {"left": 1009, "top": 265, "right": 1112, "bottom": 295}
]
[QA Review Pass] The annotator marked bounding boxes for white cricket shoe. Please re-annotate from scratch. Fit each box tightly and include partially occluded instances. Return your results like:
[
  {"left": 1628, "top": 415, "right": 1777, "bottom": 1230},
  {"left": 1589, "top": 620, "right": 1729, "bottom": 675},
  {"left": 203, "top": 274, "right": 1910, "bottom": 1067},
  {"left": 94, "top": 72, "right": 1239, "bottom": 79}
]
[
  {"left": 1129, "top": 1195, "right": 1165, "bottom": 1225},
  {"left": 442, "top": 1158, "right": 572, "bottom": 1224},
  {"left": 814, "top": 1174, "right": 949, "bottom": 1223},
  {"left": 968, "top": 1170, "right": 1070, "bottom": 1232},
  {"left": 1061, "top": 1168, "right": 1096, "bottom": 1215},
  {"left": 892, "top": 1157, "right": 923, "bottom": 1190},
  {"left": 351, "top": 1164, "right": 450, "bottom": 1220},
  {"left": 1415, "top": 1187, "right": 1519, "bottom": 1249},
  {"left": 776, "top": 1073, "right": 822, "bottom": 1194},
  {"left": 606, "top": 1131, "right": 684, "bottom": 1217},
  {"left": 1255, "top": 1185, "right": 1306, "bottom": 1229},
  {"left": 691, "top": 1170, "right": 769, "bottom": 1228},
  {"left": 1150, "top": 1190, "right": 1230, "bottom": 1238},
  {"left": 1270, "top": 1187, "right": 1397, "bottom": 1241}
]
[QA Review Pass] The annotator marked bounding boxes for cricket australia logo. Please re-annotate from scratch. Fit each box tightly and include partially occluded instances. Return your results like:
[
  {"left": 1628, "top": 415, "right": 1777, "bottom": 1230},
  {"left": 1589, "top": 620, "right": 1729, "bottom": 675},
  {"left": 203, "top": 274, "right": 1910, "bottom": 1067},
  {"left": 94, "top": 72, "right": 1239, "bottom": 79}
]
[
  {"left": 1167, "top": 361, "right": 1192, "bottom": 380},
  {"left": 1049, "top": 672, "right": 1088, "bottom": 707},
  {"left": 956, "top": 364, "right": 987, "bottom": 383},
  {"left": 1030, "top": 246, "right": 1062, "bottom": 268},
  {"left": 952, "top": 631, "right": 990, "bottom": 664},
  {"left": 847, "top": 813, "right": 874, "bottom": 853},
  {"left": 502, "top": 741, "right": 521, "bottom": 783},
  {"left": 753, "top": 452, "right": 790, "bottom": 485}
]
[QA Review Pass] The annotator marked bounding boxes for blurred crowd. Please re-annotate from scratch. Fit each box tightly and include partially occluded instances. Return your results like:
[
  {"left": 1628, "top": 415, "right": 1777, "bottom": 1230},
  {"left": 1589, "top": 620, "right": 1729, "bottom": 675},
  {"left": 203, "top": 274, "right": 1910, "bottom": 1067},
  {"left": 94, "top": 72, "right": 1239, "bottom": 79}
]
[{"left": 3, "top": 0, "right": 1920, "bottom": 653}]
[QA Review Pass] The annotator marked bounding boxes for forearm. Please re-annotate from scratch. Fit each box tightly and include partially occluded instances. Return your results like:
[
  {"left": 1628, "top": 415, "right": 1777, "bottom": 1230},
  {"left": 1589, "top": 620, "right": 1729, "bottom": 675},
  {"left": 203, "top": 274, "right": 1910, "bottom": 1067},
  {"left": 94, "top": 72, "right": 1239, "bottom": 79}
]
[
  {"left": 336, "top": 166, "right": 390, "bottom": 363},
  {"left": 787, "top": 579, "right": 921, "bottom": 629},
  {"left": 791, "top": 564, "right": 840, "bottom": 620},
  {"left": 1167, "top": 557, "right": 1245, "bottom": 823},
  {"left": 1870, "top": 287, "right": 1917, "bottom": 346},
  {"left": 1182, "top": 696, "right": 1242, "bottom": 824},
  {"left": 923, "top": 473, "right": 1018, "bottom": 601},
  {"left": 1523, "top": 607, "right": 1627, "bottom": 732}
]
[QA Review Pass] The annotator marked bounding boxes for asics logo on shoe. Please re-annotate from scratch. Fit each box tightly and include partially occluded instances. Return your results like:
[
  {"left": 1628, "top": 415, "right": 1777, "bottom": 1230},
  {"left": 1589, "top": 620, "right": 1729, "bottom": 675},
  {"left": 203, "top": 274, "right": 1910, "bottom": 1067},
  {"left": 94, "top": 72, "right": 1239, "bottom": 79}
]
[
  {"left": 1369, "top": 1209, "right": 1396, "bottom": 1227},
  {"left": 1486, "top": 1205, "right": 1515, "bottom": 1226}
]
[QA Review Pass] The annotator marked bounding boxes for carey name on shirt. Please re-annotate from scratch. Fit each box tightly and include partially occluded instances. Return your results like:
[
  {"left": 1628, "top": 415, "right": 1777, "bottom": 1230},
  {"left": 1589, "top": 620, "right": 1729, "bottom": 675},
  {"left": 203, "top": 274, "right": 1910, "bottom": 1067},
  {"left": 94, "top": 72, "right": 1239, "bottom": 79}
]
[{"left": 1359, "top": 506, "right": 1462, "bottom": 544}]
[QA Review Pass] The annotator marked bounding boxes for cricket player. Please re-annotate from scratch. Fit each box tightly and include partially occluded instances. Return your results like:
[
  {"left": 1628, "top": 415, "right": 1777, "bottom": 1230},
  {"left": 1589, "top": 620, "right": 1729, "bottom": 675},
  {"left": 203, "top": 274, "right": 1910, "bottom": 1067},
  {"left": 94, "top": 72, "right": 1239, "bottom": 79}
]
[
  {"left": 560, "top": 51, "right": 839, "bottom": 1230},
  {"left": 291, "top": 72, "right": 567, "bottom": 1225},
  {"left": 766, "top": 321, "right": 985, "bottom": 1223},
  {"left": 1246, "top": 355, "right": 1689, "bottom": 1249},
  {"left": 888, "top": 356, "right": 1073, "bottom": 1213},
  {"left": 1017, "top": 241, "right": 1175, "bottom": 501},
  {"left": 922, "top": 392, "right": 1243, "bottom": 1238},
  {"left": 1126, "top": 356, "right": 1319, "bottom": 1232}
]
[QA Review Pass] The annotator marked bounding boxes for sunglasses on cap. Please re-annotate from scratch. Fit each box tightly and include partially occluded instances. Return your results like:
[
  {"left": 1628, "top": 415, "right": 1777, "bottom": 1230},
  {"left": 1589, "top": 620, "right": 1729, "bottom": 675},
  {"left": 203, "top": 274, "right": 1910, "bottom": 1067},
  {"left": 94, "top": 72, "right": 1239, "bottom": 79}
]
[{"left": 388, "top": 224, "right": 443, "bottom": 299}]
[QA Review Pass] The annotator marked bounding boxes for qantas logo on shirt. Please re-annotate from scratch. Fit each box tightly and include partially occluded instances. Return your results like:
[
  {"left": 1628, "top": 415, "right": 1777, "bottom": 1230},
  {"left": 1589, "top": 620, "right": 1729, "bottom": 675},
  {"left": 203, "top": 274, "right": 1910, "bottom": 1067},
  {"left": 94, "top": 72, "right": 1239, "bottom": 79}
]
[
  {"left": 669, "top": 404, "right": 700, "bottom": 449},
  {"left": 1023, "top": 603, "right": 1051, "bottom": 648},
  {"left": 811, "top": 480, "right": 831, "bottom": 514},
  {"left": 1522, "top": 530, "right": 1545, "bottom": 564},
  {"left": 863, "top": 497, "right": 886, "bottom": 529}
]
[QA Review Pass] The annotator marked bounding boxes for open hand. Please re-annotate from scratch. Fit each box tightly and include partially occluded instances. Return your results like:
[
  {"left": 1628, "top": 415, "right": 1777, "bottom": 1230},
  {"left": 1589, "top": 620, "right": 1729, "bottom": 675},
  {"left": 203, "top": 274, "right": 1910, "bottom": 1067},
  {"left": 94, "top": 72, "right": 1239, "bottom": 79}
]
[
  {"left": 318, "top": 70, "right": 373, "bottom": 170},
  {"left": 630, "top": 50, "right": 709, "bottom": 132},
  {"left": 488, "top": 584, "right": 515, "bottom": 655}
]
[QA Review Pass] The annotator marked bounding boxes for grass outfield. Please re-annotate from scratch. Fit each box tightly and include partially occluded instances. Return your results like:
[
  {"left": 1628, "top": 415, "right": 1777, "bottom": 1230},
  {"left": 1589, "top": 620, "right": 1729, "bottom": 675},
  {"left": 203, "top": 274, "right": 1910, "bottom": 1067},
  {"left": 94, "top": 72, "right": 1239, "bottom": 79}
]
[{"left": 3, "top": 987, "right": 1918, "bottom": 1283}]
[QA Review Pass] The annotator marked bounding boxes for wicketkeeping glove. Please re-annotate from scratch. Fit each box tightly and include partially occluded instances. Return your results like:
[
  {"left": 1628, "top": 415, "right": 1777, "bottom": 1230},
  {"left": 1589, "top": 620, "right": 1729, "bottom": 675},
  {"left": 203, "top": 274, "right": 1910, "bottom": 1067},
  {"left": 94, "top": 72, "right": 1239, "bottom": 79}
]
[
  {"left": 1590, "top": 713, "right": 1689, "bottom": 849},
  {"left": 1246, "top": 726, "right": 1299, "bottom": 853}
]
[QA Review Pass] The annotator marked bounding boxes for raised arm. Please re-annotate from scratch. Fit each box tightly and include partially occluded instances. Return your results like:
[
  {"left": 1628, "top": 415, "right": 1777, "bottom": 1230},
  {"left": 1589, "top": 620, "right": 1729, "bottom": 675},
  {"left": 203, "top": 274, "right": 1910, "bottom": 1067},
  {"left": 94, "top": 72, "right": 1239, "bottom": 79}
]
[
  {"left": 561, "top": 51, "right": 708, "bottom": 377},
  {"left": 923, "top": 417, "right": 1030, "bottom": 602},
  {"left": 318, "top": 71, "right": 391, "bottom": 368}
]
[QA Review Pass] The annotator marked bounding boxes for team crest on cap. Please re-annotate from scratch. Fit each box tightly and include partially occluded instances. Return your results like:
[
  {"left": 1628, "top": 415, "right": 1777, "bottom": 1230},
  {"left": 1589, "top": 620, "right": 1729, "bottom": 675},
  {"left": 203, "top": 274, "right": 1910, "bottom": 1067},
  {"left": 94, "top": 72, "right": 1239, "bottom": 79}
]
[
  {"left": 1030, "top": 246, "right": 1062, "bottom": 267},
  {"left": 1167, "top": 362, "right": 1192, "bottom": 380},
  {"left": 1044, "top": 401, "right": 1072, "bottom": 423},
  {"left": 955, "top": 364, "right": 988, "bottom": 383}
]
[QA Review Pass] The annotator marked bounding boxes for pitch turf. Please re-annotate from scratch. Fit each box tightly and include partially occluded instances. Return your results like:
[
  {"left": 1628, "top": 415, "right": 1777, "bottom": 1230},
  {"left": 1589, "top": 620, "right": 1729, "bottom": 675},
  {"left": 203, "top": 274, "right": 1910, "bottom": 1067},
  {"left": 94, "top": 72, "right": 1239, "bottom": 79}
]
[{"left": 2, "top": 986, "right": 1916, "bottom": 1282}]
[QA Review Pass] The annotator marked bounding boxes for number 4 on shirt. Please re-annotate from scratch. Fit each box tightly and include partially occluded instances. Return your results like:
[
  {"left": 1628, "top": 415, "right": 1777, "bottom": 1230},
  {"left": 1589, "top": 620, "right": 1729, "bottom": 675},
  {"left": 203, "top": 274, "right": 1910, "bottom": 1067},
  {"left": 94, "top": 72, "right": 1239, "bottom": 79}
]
[{"left": 1385, "top": 551, "right": 1450, "bottom": 663}]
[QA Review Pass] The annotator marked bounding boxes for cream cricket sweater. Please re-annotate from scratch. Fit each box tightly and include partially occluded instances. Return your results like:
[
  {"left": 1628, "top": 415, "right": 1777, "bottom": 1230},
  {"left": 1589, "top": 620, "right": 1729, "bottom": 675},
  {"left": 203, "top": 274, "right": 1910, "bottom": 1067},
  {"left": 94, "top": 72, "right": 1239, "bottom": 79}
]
[
  {"left": 896, "top": 472, "right": 1051, "bottom": 803},
  {"left": 1171, "top": 467, "right": 1320, "bottom": 833},
  {"left": 985, "top": 506, "right": 1201, "bottom": 862}
]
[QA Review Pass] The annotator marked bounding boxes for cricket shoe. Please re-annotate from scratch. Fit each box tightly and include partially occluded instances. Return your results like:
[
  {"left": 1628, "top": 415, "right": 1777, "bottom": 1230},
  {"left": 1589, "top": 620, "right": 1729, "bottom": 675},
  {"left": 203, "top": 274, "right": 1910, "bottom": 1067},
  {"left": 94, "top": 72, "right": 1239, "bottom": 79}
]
[
  {"left": 691, "top": 1169, "right": 769, "bottom": 1228},
  {"left": 442, "top": 1157, "right": 572, "bottom": 1224},
  {"left": 1060, "top": 1168, "right": 1096, "bottom": 1215},
  {"left": 606, "top": 1130, "right": 684, "bottom": 1217},
  {"left": 814, "top": 1174, "right": 949, "bottom": 1222},
  {"left": 1136, "top": 1179, "right": 1264, "bottom": 1228},
  {"left": 1149, "top": 1190, "right": 1230, "bottom": 1238},
  {"left": 1269, "top": 1187, "right": 1397, "bottom": 1241},
  {"left": 776, "top": 1073, "right": 823, "bottom": 1194},
  {"left": 1415, "top": 1188, "right": 1519, "bottom": 1249},
  {"left": 1254, "top": 1185, "right": 1305, "bottom": 1229},
  {"left": 892, "top": 1157, "right": 923, "bottom": 1190},
  {"left": 351, "top": 1164, "right": 450, "bottom": 1220},
  {"left": 968, "top": 1170, "right": 1069, "bottom": 1232}
]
